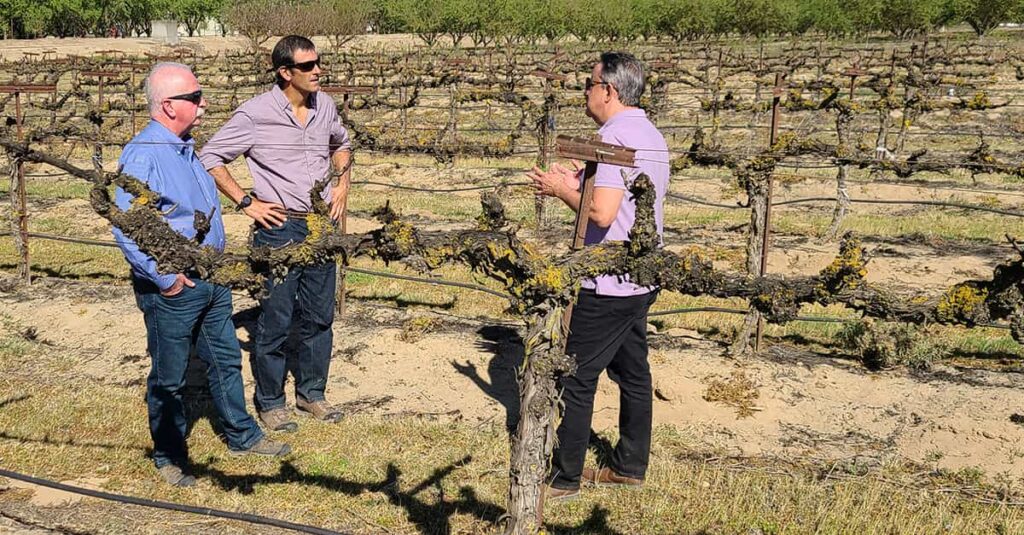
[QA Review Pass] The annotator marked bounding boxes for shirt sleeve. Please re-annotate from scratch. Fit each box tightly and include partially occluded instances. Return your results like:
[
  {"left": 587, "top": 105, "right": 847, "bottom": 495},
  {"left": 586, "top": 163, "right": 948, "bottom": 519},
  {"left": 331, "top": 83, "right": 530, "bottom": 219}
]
[
  {"left": 198, "top": 110, "right": 255, "bottom": 170},
  {"left": 327, "top": 100, "right": 351, "bottom": 153},
  {"left": 592, "top": 131, "right": 636, "bottom": 190},
  {"left": 112, "top": 155, "right": 177, "bottom": 291}
]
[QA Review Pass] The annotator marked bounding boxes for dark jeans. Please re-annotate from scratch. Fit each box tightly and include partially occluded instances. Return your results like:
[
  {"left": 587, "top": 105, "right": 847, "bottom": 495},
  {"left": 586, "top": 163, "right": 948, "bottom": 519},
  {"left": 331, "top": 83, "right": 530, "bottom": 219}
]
[
  {"left": 548, "top": 288, "right": 659, "bottom": 490},
  {"left": 134, "top": 277, "right": 263, "bottom": 468},
  {"left": 252, "top": 218, "right": 337, "bottom": 412}
]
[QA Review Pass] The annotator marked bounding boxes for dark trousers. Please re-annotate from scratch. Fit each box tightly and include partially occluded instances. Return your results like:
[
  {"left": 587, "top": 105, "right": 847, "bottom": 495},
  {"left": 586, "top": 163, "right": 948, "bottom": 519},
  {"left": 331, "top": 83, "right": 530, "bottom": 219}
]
[
  {"left": 134, "top": 277, "right": 263, "bottom": 468},
  {"left": 251, "top": 218, "right": 337, "bottom": 412},
  {"left": 549, "top": 288, "right": 658, "bottom": 490}
]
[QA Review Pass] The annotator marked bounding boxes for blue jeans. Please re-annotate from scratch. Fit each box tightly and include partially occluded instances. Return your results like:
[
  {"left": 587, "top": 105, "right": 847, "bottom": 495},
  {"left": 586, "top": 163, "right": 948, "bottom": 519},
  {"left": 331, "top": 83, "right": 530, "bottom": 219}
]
[
  {"left": 252, "top": 218, "right": 336, "bottom": 412},
  {"left": 134, "top": 277, "right": 264, "bottom": 468}
]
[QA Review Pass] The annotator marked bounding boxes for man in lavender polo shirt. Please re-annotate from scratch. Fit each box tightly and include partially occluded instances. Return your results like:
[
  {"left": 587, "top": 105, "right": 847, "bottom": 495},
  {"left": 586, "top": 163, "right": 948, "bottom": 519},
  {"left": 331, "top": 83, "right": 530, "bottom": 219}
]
[
  {"left": 199, "top": 36, "right": 351, "bottom": 432},
  {"left": 529, "top": 52, "right": 669, "bottom": 501}
]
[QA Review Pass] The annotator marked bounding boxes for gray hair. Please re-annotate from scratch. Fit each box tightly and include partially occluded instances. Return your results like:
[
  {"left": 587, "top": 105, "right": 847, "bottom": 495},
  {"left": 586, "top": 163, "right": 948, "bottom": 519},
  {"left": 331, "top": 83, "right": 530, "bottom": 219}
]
[
  {"left": 144, "top": 62, "right": 194, "bottom": 114},
  {"left": 600, "top": 52, "right": 645, "bottom": 107}
]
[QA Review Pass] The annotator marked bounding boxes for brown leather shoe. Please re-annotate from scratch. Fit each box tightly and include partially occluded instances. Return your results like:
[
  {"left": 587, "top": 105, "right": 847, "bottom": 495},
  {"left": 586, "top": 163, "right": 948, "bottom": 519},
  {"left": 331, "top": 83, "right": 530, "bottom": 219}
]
[
  {"left": 537, "top": 484, "right": 580, "bottom": 525},
  {"left": 543, "top": 484, "right": 580, "bottom": 501},
  {"left": 582, "top": 467, "right": 643, "bottom": 488},
  {"left": 295, "top": 398, "right": 343, "bottom": 423},
  {"left": 259, "top": 407, "right": 298, "bottom": 433}
]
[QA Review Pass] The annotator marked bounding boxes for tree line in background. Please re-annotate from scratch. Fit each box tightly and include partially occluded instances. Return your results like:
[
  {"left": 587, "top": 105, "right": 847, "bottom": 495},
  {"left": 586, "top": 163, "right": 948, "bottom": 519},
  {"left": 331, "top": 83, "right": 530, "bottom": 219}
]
[{"left": 0, "top": 0, "right": 1022, "bottom": 43}]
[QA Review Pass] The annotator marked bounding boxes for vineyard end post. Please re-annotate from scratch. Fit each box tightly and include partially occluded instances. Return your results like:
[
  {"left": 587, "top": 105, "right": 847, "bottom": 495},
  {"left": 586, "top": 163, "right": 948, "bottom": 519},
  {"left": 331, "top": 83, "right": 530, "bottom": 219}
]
[{"left": 754, "top": 73, "right": 785, "bottom": 353}]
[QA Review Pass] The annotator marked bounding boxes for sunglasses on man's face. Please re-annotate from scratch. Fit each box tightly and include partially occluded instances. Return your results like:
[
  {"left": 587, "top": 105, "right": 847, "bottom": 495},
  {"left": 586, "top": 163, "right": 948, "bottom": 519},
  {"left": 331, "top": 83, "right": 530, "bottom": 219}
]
[
  {"left": 283, "top": 58, "right": 321, "bottom": 72},
  {"left": 584, "top": 77, "right": 611, "bottom": 92},
  {"left": 166, "top": 89, "right": 203, "bottom": 105}
]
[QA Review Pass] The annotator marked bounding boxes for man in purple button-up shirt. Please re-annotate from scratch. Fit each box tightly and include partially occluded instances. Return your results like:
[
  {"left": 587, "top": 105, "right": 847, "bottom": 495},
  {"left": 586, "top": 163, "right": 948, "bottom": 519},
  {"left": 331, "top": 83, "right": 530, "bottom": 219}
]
[
  {"left": 529, "top": 52, "right": 669, "bottom": 503},
  {"left": 199, "top": 36, "right": 351, "bottom": 431}
]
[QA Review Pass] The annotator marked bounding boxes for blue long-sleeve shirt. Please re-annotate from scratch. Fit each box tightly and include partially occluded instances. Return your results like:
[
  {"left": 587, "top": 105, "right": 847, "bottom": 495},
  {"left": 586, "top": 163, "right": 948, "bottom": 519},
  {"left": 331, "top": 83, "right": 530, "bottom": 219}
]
[{"left": 113, "top": 121, "right": 226, "bottom": 291}]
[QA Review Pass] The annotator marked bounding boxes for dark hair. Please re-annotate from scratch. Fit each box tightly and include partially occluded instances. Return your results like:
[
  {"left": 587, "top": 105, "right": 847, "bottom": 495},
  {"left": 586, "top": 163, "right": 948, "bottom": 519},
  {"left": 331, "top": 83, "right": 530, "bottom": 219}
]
[
  {"left": 599, "top": 52, "right": 645, "bottom": 107},
  {"left": 271, "top": 35, "right": 316, "bottom": 87}
]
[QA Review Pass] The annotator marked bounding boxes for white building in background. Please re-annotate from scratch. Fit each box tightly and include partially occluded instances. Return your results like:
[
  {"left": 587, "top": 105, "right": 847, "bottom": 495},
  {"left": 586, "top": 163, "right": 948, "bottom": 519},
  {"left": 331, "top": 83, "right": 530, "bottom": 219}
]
[{"left": 151, "top": 20, "right": 179, "bottom": 44}]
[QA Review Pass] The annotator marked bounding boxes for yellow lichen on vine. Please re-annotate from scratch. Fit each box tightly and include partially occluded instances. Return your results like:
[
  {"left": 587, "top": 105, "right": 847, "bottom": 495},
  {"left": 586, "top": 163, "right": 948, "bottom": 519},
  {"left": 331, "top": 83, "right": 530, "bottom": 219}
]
[
  {"left": 525, "top": 264, "right": 567, "bottom": 294},
  {"left": 966, "top": 91, "right": 992, "bottom": 110},
  {"left": 936, "top": 284, "right": 988, "bottom": 324},
  {"left": 210, "top": 261, "right": 254, "bottom": 286}
]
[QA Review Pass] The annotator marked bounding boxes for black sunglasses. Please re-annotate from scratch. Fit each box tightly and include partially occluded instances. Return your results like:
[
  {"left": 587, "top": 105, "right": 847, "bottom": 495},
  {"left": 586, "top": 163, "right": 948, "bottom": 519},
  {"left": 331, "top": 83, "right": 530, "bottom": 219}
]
[
  {"left": 584, "top": 77, "right": 611, "bottom": 91},
  {"left": 166, "top": 89, "right": 203, "bottom": 104},
  {"left": 283, "top": 58, "right": 321, "bottom": 72}
]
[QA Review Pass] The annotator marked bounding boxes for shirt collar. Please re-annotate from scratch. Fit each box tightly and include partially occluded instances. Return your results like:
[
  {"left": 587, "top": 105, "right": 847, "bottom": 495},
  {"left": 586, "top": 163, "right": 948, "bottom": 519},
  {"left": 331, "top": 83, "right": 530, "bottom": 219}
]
[
  {"left": 143, "top": 120, "right": 194, "bottom": 156},
  {"left": 272, "top": 84, "right": 318, "bottom": 110},
  {"left": 599, "top": 108, "right": 646, "bottom": 133}
]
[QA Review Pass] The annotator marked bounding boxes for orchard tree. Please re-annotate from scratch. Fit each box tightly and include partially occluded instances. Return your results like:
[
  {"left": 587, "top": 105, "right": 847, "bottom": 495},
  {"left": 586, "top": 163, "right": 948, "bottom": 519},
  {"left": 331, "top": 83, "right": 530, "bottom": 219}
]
[
  {"left": 945, "top": 0, "right": 1020, "bottom": 35},
  {"left": 319, "top": 0, "right": 373, "bottom": 47}
]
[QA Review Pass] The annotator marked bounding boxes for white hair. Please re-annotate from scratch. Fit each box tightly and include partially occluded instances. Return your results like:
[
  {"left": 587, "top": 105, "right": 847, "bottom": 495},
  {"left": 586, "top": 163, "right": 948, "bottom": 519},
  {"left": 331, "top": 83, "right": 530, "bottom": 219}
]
[{"left": 144, "top": 62, "right": 194, "bottom": 115}]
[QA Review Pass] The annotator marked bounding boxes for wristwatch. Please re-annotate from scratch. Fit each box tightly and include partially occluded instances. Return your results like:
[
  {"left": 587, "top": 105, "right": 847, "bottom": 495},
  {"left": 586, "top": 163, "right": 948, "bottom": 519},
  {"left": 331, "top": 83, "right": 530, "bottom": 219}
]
[{"left": 236, "top": 194, "right": 252, "bottom": 211}]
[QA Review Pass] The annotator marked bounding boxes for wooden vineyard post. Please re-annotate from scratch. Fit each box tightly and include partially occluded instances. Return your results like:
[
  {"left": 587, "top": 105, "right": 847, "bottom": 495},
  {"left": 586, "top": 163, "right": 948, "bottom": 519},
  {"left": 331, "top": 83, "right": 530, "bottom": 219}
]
[
  {"left": 555, "top": 135, "right": 637, "bottom": 338},
  {"left": 505, "top": 135, "right": 635, "bottom": 535},
  {"left": 82, "top": 71, "right": 117, "bottom": 171},
  {"left": 530, "top": 69, "right": 566, "bottom": 229},
  {"left": 0, "top": 83, "right": 57, "bottom": 285},
  {"left": 754, "top": 73, "right": 785, "bottom": 353},
  {"left": 322, "top": 85, "right": 375, "bottom": 316}
]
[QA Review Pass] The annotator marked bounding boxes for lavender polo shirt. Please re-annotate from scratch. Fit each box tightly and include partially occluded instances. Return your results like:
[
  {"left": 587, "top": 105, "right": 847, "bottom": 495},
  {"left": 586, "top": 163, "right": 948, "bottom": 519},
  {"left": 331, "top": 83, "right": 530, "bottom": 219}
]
[
  {"left": 580, "top": 108, "right": 670, "bottom": 296},
  {"left": 198, "top": 85, "right": 351, "bottom": 212}
]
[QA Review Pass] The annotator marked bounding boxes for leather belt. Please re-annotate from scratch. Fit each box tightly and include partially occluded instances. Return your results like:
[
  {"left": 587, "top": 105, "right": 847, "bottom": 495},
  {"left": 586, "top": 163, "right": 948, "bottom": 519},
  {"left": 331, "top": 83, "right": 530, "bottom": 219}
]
[{"left": 284, "top": 209, "right": 313, "bottom": 219}]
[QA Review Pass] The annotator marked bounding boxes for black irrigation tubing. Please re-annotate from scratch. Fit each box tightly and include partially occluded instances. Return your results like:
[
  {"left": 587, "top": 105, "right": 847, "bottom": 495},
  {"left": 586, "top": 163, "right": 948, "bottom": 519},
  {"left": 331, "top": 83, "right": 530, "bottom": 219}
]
[
  {"left": 651, "top": 305, "right": 851, "bottom": 321},
  {"left": 351, "top": 179, "right": 531, "bottom": 192},
  {"left": 666, "top": 191, "right": 1024, "bottom": 217},
  {"left": 346, "top": 266, "right": 510, "bottom": 300},
  {"left": 0, "top": 468, "right": 349, "bottom": 535},
  {"left": 648, "top": 306, "right": 1012, "bottom": 330},
  {"left": 773, "top": 197, "right": 1024, "bottom": 218}
]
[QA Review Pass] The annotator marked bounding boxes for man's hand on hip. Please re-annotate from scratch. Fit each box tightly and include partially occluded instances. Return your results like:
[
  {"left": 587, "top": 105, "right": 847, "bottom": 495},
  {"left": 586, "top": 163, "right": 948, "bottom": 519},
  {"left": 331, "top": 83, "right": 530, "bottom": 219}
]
[
  {"left": 329, "top": 181, "right": 349, "bottom": 222},
  {"left": 244, "top": 199, "right": 288, "bottom": 229},
  {"left": 160, "top": 273, "right": 196, "bottom": 297}
]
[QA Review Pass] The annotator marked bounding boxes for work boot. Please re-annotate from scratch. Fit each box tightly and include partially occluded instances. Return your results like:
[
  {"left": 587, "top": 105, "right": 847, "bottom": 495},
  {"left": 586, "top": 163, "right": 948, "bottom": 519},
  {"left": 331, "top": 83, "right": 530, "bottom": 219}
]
[
  {"left": 228, "top": 437, "right": 292, "bottom": 457},
  {"left": 581, "top": 466, "right": 643, "bottom": 488},
  {"left": 295, "top": 398, "right": 343, "bottom": 423},
  {"left": 259, "top": 407, "right": 298, "bottom": 433},
  {"left": 157, "top": 464, "right": 196, "bottom": 487}
]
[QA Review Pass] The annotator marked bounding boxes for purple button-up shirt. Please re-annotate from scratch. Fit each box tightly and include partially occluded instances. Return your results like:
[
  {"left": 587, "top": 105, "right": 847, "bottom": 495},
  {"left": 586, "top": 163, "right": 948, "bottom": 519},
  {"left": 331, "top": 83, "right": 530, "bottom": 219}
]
[
  {"left": 580, "top": 108, "right": 669, "bottom": 296},
  {"left": 199, "top": 85, "right": 351, "bottom": 212}
]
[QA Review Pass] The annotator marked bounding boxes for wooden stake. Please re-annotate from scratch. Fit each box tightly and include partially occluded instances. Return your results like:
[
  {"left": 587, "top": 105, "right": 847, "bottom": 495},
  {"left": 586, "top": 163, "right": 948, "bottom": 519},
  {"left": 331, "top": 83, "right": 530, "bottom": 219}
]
[{"left": 754, "top": 73, "right": 785, "bottom": 353}]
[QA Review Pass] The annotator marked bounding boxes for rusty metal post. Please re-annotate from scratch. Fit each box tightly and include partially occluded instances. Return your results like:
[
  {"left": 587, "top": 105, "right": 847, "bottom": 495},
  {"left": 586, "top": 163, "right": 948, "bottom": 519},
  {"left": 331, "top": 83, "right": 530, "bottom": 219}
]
[
  {"left": 12, "top": 91, "right": 28, "bottom": 284},
  {"left": 129, "top": 70, "right": 137, "bottom": 136},
  {"left": 82, "top": 71, "right": 116, "bottom": 172},
  {"left": 754, "top": 73, "right": 784, "bottom": 353},
  {"left": 0, "top": 83, "right": 55, "bottom": 284}
]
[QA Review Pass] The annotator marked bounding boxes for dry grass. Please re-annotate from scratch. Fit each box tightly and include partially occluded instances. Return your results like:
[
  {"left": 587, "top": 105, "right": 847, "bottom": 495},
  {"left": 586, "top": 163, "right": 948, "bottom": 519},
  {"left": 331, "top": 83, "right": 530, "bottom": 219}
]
[{"left": 702, "top": 370, "right": 761, "bottom": 419}]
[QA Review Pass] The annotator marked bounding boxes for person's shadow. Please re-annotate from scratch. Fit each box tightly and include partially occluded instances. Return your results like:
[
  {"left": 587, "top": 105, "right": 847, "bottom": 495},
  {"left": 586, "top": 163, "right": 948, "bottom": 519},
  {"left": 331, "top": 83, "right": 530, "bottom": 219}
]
[
  {"left": 451, "top": 325, "right": 524, "bottom": 433},
  {"left": 192, "top": 455, "right": 505, "bottom": 534}
]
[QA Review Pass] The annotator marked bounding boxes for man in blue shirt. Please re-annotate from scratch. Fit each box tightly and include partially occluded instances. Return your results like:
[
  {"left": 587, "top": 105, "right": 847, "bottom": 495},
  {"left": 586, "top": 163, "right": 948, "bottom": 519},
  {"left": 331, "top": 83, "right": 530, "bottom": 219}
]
[{"left": 114, "top": 63, "right": 290, "bottom": 487}]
